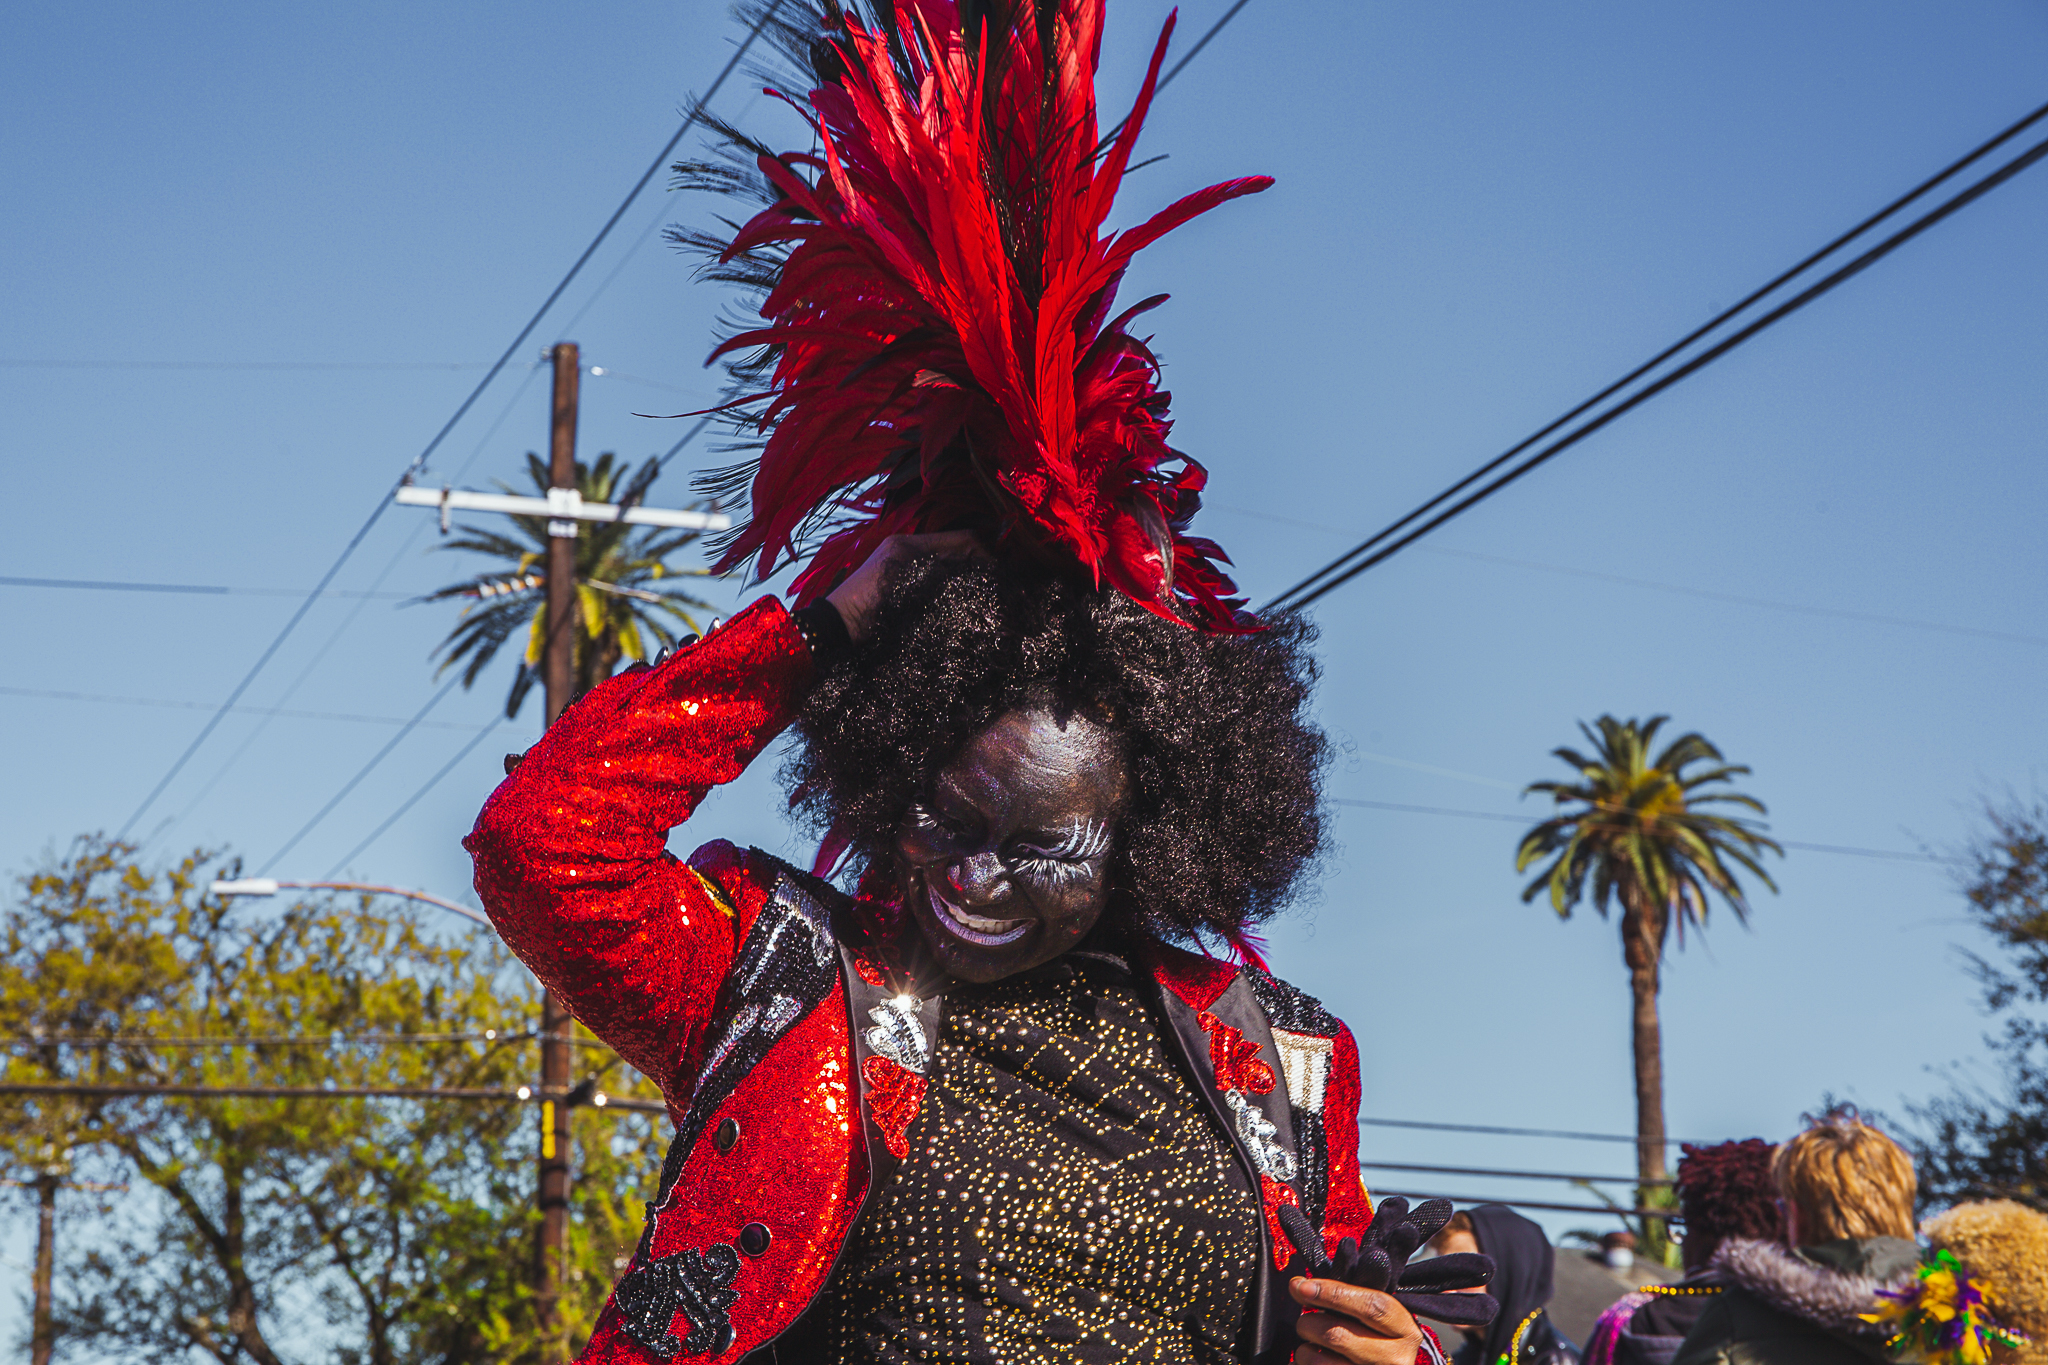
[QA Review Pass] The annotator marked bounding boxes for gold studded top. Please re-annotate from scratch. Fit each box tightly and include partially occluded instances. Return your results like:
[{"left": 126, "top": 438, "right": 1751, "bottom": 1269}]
[{"left": 823, "top": 952, "right": 1260, "bottom": 1363}]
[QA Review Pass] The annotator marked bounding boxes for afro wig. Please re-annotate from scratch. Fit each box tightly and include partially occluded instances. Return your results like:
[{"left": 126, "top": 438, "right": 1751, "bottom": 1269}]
[{"left": 784, "top": 555, "right": 1327, "bottom": 947}]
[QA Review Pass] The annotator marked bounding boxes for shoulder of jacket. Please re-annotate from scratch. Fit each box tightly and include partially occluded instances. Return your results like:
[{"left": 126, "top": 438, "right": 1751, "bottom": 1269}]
[
  {"left": 680, "top": 842, "right": 855, "bottom": 940},
  {"left": 1242, "top": 963, "right": 1343, "bottom": 1037}
]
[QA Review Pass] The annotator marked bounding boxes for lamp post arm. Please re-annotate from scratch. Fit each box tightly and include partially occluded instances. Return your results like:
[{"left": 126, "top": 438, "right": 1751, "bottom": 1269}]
[{"left": 209, "top": 878, "right": 492, "bottom": 929}]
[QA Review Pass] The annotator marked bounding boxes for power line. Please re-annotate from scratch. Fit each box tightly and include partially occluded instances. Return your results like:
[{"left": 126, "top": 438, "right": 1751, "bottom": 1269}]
[
  {"left": 9, "top": 1031, "right": 530, "bottom": 1048},
  {"left": 1094, "top": 0, "right": 1254, "bottom": 150},
  {"left": 1418, "top": 546, "right": 2048, "bottom": 651},
  {"left": 1266, "top": 96, "right": 2048, "bottom": 614},
  {"left": 1369, "top": 1189, "right": 1673, "bottom": 1220},
  {"left": 1217, "top": 507, "right": 2048, "bottom": 651},
  {"left": 0, "top": 1081, "right": 663, "bottom": 1115},
  {"left": 1327, "top": 797, "right": 1948, "bottom": 864},
  {"left": 257, "top": 675, "right": 464, "bottom": 875},
  {"left": 148, "top": 362, "right": 552, "bottom": 851},
  {"left": 1161, "top": 0, "right": 1253, "bottom": 87},
  {"left": 114, "top": 3, "right": 788, "bottom": 840},
  {"left": 322, "top": 715, "right": 508, "bottom": 879},
  {"left": 192, "top": 0, "right": 1254, "bottom": 863},
  {"left": 1, "top": 575, "right": 407, "bottom": 599},
  {"left": 0, "top": 359, "right": 490, "bottom": 371},
  {"left": 1362, "top": 1115, "right": 1727, "bottom": 1147},
  {"left": 1361, "top": 1160, "right": 1672, "bottom": 1187},
  {"left": 0, "top": 685, "right": 493, "bottom": 732}
]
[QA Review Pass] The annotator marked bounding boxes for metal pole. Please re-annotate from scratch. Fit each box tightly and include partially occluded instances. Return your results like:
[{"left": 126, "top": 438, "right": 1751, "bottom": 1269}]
[{"left": 537, "top": 341, "right": 579, "bottom": 1350}]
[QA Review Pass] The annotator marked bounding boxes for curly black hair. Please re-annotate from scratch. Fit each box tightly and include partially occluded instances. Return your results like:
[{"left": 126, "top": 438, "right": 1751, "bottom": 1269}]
[{"left": 785, "top": 557, "right": 1328, "bottom": 946}]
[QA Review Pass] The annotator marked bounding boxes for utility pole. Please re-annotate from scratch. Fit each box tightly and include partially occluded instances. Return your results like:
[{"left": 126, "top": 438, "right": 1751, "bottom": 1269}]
[
  {"left": 387, "top": 341, "right": 728, "bottom": 1360},
  {"left": 32, "top": 1172, "right": 55, "bottom": 1365},
  {"left": 537, "top": 341, "right": 579, "bottom": 1351}
]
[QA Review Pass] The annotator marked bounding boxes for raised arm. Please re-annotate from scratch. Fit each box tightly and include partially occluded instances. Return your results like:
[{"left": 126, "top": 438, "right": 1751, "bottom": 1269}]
[{"left": 463, "top": 596, "right": 816, "bottom": 1093}]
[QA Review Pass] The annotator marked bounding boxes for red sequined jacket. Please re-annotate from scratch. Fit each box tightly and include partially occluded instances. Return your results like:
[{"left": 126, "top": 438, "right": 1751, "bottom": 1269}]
[{"left": 466, "top": 596, "right": 1396, "bottom": 1365}]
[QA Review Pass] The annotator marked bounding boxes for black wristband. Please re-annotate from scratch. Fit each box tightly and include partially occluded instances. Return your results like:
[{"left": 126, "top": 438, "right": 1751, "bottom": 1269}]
[{"left": 792, "top": 600, "right": 853, "bottom": 667}]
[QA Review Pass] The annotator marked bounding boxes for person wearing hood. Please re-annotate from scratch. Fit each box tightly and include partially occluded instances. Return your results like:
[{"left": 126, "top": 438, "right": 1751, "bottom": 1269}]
[
  {"left": 1430, "top": 1204, "right": 1581, "bottom": 1364},
  {"left": 1584, "top": 1140, "right": 1780, "bottom": 1365},
  {"left": 1672, "top": 1108, "right": 1919, "bottom": 1365}
]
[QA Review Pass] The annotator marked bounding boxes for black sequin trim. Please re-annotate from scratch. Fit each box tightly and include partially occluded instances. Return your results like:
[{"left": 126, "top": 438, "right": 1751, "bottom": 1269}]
[
  {"left": 1295, "top": 1109, "right": 1329, "bottom": 1232},
  {"left": 1243, "top": 968, "right": 1337, "bottom": 1234},
  {"left": 642, "top": 864, "right": 846, "bottom": 1254},
  {"left": 1243, "top": 966, "right": 1338, "bottom": 1037},
  {"left": 616, "top": 1242, "right": 742, "bottom": 1358}
]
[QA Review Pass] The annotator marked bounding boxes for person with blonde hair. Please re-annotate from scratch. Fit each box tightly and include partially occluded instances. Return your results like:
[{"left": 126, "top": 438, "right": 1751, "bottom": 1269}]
[
  {"left": 1673, "top": 1107, "right": 1920, "bottom": 1365},
  {"left": 1865, "top": 1199, "right": 2048, "bottom": 1365}
]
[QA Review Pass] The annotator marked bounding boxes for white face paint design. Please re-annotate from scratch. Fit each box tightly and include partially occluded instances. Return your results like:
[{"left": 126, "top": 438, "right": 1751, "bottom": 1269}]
[{"left": 894, "top": 707, "right": 1129, "bottom": 984}]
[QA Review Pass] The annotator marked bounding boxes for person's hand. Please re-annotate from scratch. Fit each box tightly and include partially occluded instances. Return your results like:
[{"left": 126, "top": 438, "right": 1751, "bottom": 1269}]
[
  {"left": 1279, "top": 1200, "right": 1495, "bottom": 1327},
  {"left": 823, "top": 530, "right": 985, "bottom": 644},
  {"left": 1290, "top": 1275, "right": 1424, "bottom": 1364}
]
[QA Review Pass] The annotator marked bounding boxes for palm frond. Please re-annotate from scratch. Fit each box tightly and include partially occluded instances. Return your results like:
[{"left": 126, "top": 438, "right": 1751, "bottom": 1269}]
[
  {"left": 1519, "top": 714, "right": 1781, "bottom": 942},
  {"left": 422, "top": 450, "right": 733, "bottom": 712}
]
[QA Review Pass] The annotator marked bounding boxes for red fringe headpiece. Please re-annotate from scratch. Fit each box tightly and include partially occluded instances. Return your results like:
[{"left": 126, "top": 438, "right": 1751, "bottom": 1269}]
[{"left": 695, "top": 0, "right": 1272, "bottom": 630}]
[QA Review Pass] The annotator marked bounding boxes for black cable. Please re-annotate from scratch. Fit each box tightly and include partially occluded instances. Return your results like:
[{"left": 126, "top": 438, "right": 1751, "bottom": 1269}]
[
  {"left": 151, "top": 362, "right": 552, "bottom": 849},
  {"left": 1265, "top": 95, "right": 2048, "bottom": 614},
  {"left": 1272, "top": 124, "right": 2048, "bottom": 614},
  {"left": 0, "top": 685, "right": 490, "bottom": 732},
  {"left": 1, "top": 575, "right": 406, "bottom": 598},
  {"left": 322, "top": 715, "right": 508, "bottom": 879},
  {"left": 1362, "top": 1116, "right": 1723, "bottom": 1147},
  {"left": 0, "top": 359, "right": 488, "bottom": 371},
  {"left": 1369, "top": 1190, "right": 1675, "bottom": 1219},
  {"left": 1094, "top": 0, "right": 1255, "bottom": 152},
  {"left": 1327, "top": 797, "right": 1947, "bottom": 863},
  {"left": 258, "top": 674, "right": 464, "bottom": 875},
  {"left": 319, "top": 418, "right": 709, "bottom": 864},
  {"left": 0, "top": 1082, "right": 664, "bottom": 1115},
  {"left": 10, "top": 1031, "right": 529, "bottom": 1047},
  {"left": 1361, "top": 1159, "right": 1672, "bottom": 1187},
  {"left": 249, "top": 0, "right": 1255, "bottom": 863},
  {"left": 1161, "top": 0, "right": 1253, "bottom": 87},
  {"left": 1417, "top": 545, "right": 2048, "bottom": 650},
  {"left": 115, "top": 2, "right": 790, "bottom": 839}
]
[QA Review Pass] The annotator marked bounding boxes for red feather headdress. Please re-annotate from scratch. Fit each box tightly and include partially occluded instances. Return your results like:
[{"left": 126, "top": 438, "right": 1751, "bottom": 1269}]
[{"left": 690, "top": 0, "right": 1272, "bottom": 630}]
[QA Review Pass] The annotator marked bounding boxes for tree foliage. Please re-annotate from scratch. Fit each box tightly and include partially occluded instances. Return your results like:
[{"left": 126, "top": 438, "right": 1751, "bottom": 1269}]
[
  {"left": 1909, "top": 793, "right": 2048, "bottom": 1213},
  {"left": 2, "top": 836, "right": 666, "bottom": 1364},
  {"left": 418, "top": 452, "right": 722, "bottom": 718}
]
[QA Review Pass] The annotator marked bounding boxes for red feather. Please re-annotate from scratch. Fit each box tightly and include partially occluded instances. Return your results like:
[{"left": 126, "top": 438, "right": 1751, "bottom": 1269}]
[{"left": 702, "top": 0, "right": 1271, "bottom": 631}]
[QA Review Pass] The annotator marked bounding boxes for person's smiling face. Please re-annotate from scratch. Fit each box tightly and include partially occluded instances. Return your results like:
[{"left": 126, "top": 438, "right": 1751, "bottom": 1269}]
[{"left": 894, "top": 704, "right": 1129, "bottom": 984}]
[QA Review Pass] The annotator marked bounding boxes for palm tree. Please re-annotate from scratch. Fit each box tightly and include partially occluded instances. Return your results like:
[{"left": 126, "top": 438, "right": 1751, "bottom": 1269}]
[
  {"left": 420, "top": 452, "right": 723, "bottom": 717},
  {"left": 1515, "top": 715, "right": 1782, "bottom": 1260}
]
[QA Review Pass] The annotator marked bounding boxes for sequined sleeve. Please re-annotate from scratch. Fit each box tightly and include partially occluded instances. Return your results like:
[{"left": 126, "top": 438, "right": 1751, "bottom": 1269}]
[{"left": 465, "top": 596, "right": 816, "bottom": 1095}]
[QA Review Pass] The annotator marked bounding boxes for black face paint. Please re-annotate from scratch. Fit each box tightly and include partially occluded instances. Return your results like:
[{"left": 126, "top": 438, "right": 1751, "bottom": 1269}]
[{"left": 894, "top": 706, "right": 1128, "bottom": 984}]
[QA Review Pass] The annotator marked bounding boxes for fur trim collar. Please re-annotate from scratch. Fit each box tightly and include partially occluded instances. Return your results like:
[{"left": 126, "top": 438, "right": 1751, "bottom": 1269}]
[{"left": 1709, "top": 1239, "right": 1914, "bottom": 1339}]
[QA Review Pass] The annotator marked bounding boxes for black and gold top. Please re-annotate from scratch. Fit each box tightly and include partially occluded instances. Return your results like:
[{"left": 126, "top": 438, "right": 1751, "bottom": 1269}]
[{"left": 823, "top": 950, "right": 1262, "bottom": 1363}]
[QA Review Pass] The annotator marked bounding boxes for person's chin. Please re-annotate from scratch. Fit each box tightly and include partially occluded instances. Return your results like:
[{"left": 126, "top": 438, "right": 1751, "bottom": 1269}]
[{"left": 908, "top": 876, "right": 1043, "bottom": 982}]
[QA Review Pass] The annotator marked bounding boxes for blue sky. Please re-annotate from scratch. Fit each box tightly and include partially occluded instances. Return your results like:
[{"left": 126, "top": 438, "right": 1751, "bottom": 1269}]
[{"left": 5, "top": 0, "right": 2047, "bottom": 1333}]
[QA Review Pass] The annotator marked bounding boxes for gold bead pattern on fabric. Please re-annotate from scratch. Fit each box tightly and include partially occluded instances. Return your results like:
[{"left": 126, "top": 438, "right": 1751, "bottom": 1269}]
[{"left": 824, "top": 955, "right": 1260, "bottom": 1363}]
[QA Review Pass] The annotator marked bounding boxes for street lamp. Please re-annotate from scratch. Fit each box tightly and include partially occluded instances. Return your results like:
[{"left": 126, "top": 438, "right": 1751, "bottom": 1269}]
[{"left": 208, "top": 878, "right": 491, "bottom": 929}]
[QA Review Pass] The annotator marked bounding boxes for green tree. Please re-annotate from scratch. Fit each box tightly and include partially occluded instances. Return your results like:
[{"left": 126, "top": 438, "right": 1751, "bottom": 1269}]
[
  {"left": 0, "top": 837, "right": 172, "bottom": 1365},
  {"left": 1515, "top": 716, "right": 1782, "bottom": 1262},
  {"left": 3, "top": 836, "right": 665, "bottom": 1364},
  {"left": 1908, "top": 793, "right": 2048, "bottom": 1213},
  {"left": 421, "top": 452, "right": 722, "bottom": 717}
]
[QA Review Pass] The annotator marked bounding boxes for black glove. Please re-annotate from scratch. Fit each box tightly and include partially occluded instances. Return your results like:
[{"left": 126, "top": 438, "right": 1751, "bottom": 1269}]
[{"left": 1278, "top": 1197, "right": 1499, "bottom": 1328}]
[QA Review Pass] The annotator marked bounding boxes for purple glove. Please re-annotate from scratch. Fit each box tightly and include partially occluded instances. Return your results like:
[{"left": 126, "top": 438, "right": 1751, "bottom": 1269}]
[{"left": 1279, "top": 1198, "right": 1499, "bottom": 1328}]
